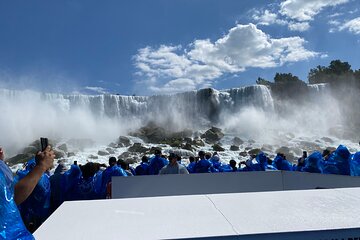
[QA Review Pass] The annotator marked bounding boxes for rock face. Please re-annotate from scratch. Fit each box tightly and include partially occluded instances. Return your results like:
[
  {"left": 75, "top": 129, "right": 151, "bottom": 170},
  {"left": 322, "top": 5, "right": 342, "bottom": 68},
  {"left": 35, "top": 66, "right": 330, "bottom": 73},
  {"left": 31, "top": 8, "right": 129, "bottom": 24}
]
[{"left": 201, "top": 127, "right": 224, "bottom": 144}]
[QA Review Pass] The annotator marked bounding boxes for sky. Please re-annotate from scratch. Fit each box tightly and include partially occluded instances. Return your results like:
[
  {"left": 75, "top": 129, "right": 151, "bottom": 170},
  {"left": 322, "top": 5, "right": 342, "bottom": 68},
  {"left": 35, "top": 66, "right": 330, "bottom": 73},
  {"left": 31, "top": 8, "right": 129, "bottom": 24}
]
[{"left": 0, "top": 0, "right": 359, "bottom": 96}]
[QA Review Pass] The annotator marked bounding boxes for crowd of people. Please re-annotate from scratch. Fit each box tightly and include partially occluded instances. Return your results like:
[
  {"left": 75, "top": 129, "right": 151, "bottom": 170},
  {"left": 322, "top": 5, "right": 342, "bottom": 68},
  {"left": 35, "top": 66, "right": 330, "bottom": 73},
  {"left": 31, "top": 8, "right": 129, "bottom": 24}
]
[{"left": 1, "top": 143, "right": 360, "bottom": 238}]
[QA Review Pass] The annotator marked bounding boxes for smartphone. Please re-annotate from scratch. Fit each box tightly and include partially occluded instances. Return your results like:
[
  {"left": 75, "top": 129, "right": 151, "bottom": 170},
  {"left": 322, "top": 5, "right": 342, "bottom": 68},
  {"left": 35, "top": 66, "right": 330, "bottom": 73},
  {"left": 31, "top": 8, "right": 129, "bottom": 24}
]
[{"left": 40, "top": 137, "right": 48, "bottom": 151}]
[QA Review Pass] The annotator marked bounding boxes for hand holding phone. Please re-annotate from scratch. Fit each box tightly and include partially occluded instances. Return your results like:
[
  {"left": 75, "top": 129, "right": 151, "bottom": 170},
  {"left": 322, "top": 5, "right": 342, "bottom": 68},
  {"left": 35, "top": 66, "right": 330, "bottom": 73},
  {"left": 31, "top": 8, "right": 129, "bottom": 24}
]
[{"left": 40, "top": 138, "right": 48, "bottom": 152}]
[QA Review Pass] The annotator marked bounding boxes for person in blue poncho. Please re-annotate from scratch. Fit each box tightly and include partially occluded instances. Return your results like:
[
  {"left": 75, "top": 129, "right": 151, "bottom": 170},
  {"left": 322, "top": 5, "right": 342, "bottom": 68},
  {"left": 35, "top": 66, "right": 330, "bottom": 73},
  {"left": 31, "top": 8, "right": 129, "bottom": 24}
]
[
  {"left": 302, "top": 151, "right": 322, "bottom": 173},
  {"left": 194, "top": 151, "right": 214, "bottom": 173},
  {"left": 187, "top": 156, "right": 196, "bottom": 173},
  {"left": 61, "top": 163, "right": 82, "bottom": 201},
  {"left": 294, "top": 151, "right": 307, "bottom": 171},
  {"left": 350, "top": 152, "right": 360, "bottom": 176},
  {"left": 208, "top": 152, "right": 221, "bottom": 172},
  {"left": 135, "top": 155, "right": 150, "bottom": 175},
  {"left": 16, "top": 158, "right": 52, "bottom": 233},
  {"left": 272, "top": 153, "right": 293, "bottom": 171},
  {"left": 322, "top": 145, "right": 351, "bottom": 175},
  {"left": 99, "top": 157, "right": 127, "bottom": 198},
  {"left": 1, "top": 146, "right": 55, "bottom": 238},
  {"left": 218, "top": 159, "right": 237, "bottom": 172},
  {"left": 148, "top": 149, "right": 168, "bottom": 175}
]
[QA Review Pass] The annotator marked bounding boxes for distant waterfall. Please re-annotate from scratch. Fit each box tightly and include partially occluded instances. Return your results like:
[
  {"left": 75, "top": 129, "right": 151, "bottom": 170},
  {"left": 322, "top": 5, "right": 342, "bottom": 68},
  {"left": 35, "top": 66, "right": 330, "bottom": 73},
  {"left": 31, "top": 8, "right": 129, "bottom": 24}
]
[{"left": 0, "top": 85, "right": 275, "bottom": 124}]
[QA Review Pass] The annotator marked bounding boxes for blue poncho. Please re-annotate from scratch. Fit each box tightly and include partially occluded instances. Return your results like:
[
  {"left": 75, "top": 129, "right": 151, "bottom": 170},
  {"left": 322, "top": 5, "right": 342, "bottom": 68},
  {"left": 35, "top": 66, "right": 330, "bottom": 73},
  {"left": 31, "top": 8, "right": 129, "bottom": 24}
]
[{"left": 0, "top": 161, "right": 34, "bottom": 239}]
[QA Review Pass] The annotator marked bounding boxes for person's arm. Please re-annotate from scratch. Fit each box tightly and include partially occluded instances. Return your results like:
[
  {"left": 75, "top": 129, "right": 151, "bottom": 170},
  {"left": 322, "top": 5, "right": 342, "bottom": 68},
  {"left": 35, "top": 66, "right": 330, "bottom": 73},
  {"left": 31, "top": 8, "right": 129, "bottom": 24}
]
[{"left": 14, "top": 146, "right": 55, "bottom": 205}]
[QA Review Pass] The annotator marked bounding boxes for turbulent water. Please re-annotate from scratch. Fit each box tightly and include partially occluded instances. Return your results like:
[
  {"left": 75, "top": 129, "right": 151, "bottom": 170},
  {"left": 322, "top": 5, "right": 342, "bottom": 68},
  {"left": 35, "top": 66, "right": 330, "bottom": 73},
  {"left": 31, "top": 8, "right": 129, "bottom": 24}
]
[{"left": 0, "top": 84, "right": 358, "bottom": 165}]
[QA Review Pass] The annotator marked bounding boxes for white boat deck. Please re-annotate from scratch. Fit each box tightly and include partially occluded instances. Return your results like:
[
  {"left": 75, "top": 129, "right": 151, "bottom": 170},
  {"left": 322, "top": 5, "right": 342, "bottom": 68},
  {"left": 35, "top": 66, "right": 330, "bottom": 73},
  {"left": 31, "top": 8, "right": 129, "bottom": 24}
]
[{"left": 35, "top": 187, "right": 360, "bottom": 239}]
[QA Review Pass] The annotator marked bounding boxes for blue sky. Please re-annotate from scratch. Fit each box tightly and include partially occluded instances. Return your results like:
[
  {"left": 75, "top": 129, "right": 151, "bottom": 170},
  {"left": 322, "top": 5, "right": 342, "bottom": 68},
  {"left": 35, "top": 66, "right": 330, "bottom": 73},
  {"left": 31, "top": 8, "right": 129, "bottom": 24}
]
[{"left": 0, "top": 0, "right": 359, "bottom": 95}]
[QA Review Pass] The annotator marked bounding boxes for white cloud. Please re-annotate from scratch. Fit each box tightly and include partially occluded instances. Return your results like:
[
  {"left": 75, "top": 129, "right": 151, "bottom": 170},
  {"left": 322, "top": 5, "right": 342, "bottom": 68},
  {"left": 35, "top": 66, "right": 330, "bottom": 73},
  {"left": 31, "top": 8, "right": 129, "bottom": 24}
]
[
  {"left": 288, "top": 21, "right": 310, "bottom": 31},
  {"left": 84, "top": 86, "right": 108, "bottom": 94},
  {"left": 252, "top": 10, "right": 287, "bottom": 26},
  {"left": 279, "top": 0, "right": 349, "bottom": 21},
  {"left": 339, "top": 17, "right": 360, "bottom": 34},
  {"left": 134, "top": 24, "right": 319, "bottom": 94},
  {"left": 252, "top": 0, "right": 349, "bottom": 32}
]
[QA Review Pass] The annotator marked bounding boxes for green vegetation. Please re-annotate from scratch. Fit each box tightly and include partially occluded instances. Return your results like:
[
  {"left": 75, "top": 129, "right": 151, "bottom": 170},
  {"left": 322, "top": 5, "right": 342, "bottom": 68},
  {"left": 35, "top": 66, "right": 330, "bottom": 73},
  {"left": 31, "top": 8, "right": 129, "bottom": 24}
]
[{"left": 257, "top": 60, "right": 360, "bottom": 99}]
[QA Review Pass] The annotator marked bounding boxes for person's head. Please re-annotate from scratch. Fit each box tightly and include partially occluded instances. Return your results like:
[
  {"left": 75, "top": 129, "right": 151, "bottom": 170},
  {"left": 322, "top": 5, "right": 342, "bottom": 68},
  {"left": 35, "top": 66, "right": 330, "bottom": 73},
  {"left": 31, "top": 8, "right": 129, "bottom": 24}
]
[
  {"left": 213, "top": 152, "right": 218, "bottom": 156},
  {"left": 109, "top": 157, "right": 117, "bottom": 167},
  {"left": 302, "top": 151, "right": 308, "bottom": 158},
  {"left": 198, "top": 151, "right": 205, "bottom": 159},
  {"left": 229, "top": 159, "right": 236, "bottom": 168},
  {"left": 141, "top": 155, "right": 149, "bottom": 163},
  {"left": 154, "top": 149, "right": 161, "bottom": 156},
  {"left": 189, "top": 156, "right": 195, "bottom": 163},
  {"left": 80, "top": 162, "right": 98, "bottom": 179},
  {"left": 205, "top": 152, "right": 211, "bottom": 160},
  {"left": 168, "top": 153, "right": 177, "bottom": 165},
  {"left": 322, "top": 149, "right": 330, "bottom": 157},
  {"left": 117, "top": 159, "right": 129, "bottom": 170}
]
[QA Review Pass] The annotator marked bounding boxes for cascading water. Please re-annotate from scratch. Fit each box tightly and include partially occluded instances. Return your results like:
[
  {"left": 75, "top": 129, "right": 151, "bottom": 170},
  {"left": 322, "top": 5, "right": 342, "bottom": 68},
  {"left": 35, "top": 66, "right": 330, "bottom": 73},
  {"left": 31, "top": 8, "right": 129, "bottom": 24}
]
[{"left": 0, "top": 84, "right": 350, "bottom": 156}]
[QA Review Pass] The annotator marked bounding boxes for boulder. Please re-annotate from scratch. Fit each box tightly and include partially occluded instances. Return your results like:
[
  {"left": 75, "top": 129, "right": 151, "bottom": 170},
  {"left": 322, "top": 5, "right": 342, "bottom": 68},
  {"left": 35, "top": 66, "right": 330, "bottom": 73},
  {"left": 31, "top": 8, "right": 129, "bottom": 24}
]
[
  {"left": 275, "top": 146, "right": 291, "bottom": 155},
  {"left": 192, "top": 139, "right": 205, "bottom": 147},
  {"left": 53, "top": 149, "right": 67, "bottom": 159},
  {"left": 239, "top": 151, "right": 248, "bottom": 157},
  {"left": 170, "top": 149, "right": 195, "bottom": 157},
  {"left": 108, "top": 142, "right": 118, "bottom": 148},
  {"left": 57, "top": 143, "right": 68, "bottom": 153},
  {"left": 201, "top": 127, "right": 224, "bottom": 144},
  {"left": 248, "top": 148, "right": 261, "bottom": 156},
  {"left": 67, "top": 152, "right": 76, "bottom": 157},
  {"left": 22, "top": 146, "right": 38, "bottom": 155},
  {"left": 182, "top": 143, "right": 195, "bottom": 152},
  {"left": 128, "top": 143, "right": 148, "bottom": 153},
  {"left": 230, "top": 145, "right": 239, "bottom": 151},
  {"left": 129, "top": 122, "right": 167, "bottom": 143},
  {"left": 248, "top": 139, "right": 256, "bottom": 144},
  {"left": 233, "top": 137, "right": 244, "bottom": 146},
  {"left": 321, "top": 137, "right": 334, "bottom": 144},
  {"left": 7, "top": 153, "right": 33, "bottom": 166},
  {"left": 261, "top": 144, "right": 273, "bottom": 152},
  {"left": 98, "top": 150, "right": 110, "bottom": 156},
  {"left": 106, "top": 148, "right": 116, "bottom": 154},
  {"left": 118, "top": 152, "right": 131, "bottom": 159},
  {"left": 118, "top": 136, "right": 132, "bottom": 147},
  {"left": 88, "top": 154, "right": 98, "bottom": 159},
  {"left": 212, "top": 143, "right": 225, "bottom": 152}
]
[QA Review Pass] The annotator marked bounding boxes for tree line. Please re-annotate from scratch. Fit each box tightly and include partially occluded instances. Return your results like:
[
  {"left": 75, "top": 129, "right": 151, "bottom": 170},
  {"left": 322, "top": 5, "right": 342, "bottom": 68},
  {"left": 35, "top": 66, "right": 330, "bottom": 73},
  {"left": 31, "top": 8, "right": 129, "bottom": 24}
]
[{"left": 256, "top": 60, "right": 360, "bottom": 100}]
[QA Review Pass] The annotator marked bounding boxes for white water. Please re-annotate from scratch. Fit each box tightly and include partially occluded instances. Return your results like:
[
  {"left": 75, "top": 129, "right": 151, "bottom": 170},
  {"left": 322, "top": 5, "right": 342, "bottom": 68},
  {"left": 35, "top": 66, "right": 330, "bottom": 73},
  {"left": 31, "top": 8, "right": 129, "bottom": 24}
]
[{"left": 0, "top": 84, "right": 358, "bottom": 170}]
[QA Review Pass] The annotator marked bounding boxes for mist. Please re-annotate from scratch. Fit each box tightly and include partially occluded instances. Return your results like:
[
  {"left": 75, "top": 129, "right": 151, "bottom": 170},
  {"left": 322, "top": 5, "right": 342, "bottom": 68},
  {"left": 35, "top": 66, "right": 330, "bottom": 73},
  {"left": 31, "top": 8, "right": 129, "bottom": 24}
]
[{"left": 0, "top": 84, "right": 357, "bottom": 158}]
